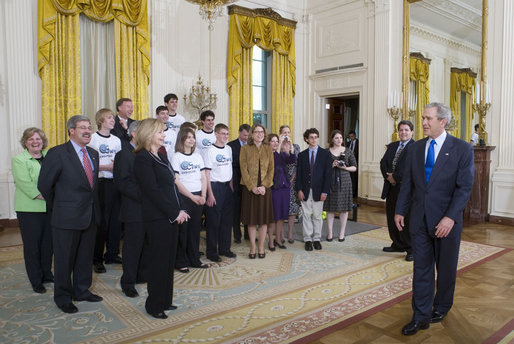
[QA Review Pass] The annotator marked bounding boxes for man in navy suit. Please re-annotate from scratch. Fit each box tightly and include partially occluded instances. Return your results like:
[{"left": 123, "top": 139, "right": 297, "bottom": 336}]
[
  {"left": 380, "top": 120, "right": 414, "bottom": 261},
  {"left": 395, "top": 103, "right": 474, "bottom": 335},
  {"left": 296, "top": 128, "right": 332, "bottom": 251},
  {"left": 38, "top": 115, "right": 103, "bottom": 314},
  {"left": 227, "top": 124, "right": 250, "bottom": 243}
]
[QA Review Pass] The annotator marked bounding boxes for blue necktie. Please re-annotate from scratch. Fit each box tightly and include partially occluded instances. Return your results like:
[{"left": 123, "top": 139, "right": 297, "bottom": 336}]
[{"left": 425, "top": 140, "right": 436, "bottom": 183}]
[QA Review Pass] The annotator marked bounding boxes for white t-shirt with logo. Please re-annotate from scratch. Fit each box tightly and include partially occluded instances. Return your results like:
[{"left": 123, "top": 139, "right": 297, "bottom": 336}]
[
  {"left": 204, "top": 144, "right": 233, "bottom": 183},
  {"left": 195, "top": 129, "right": 216, "bottom": 161},
  {"left": 88, "top": 132, "right": 122, "bottom": 179},
  {"left": 166, "top": 113, "right": 185, "bottom": 132},
  {"left": 163, "top": 128, "right": 177, "bottom": 161},
  {"left": 171, "top": 151, "right": 205, "bottom": 193}
]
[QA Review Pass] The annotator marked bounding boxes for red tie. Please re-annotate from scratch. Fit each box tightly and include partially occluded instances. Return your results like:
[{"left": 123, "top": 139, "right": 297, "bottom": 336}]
[{"left": 81, "top": 148, "right": 94, "bottom": 188}]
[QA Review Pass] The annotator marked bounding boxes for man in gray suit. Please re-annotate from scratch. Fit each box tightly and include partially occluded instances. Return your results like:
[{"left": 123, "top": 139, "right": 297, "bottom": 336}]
[
  {"left": 395, "top": 103, "right": 474, "bottom": 335},
  {"left": 38, "top": 115, "right": 103, "bottom": 314}
]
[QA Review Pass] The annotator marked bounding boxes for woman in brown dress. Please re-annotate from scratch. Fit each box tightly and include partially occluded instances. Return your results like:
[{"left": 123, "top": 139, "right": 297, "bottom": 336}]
[{"left": 240, "top": 124, "right": 274, "bottom": 258}]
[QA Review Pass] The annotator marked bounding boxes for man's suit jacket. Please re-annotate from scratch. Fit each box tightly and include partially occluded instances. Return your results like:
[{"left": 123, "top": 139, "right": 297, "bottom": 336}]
[
  {"left": 346, "top": 139, "right": 359, "bottom": 162},
  {"left": 227, "top": 139, "right": 242, "bottom": 193},
  {"left": 113, "top": 145, "right": 142, "bottom": 223},
  {"left": 380, "top": 139, "right": 414, "bottom": 199},
  {"left": 38, "top": 141, "right": 101, "bottom": 230},
  {"left": 395, "top": 134, "right": 474, "bottom": 233},
  {"left": 111, "top": 116, "right": 134, "bottom": 149},
  {"left": 295, "top": 146, "right": 332, "bottom": 202}
]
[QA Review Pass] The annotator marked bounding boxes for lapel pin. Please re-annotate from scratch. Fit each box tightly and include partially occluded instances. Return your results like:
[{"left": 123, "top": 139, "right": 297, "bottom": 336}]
[{"left": 445, "top": 153, "right": 449, "bottom": 156}]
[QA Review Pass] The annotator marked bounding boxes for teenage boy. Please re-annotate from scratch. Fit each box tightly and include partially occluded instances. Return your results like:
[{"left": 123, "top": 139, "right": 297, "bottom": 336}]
[
  {"left": 295, "top": 128, "right": 332, "bottom": 251},
  {"left": 196, "top": 110, "right": 216, "bottom": 162},
  {"left": 164, "top": 93, "right": 185, "bottom": 132},
  {"left": 155, "top": 105, "right": 177, "bottom": 162},
  {"left": 204, "top": 123, "right": 236, "bottom": 261},
  {"left": 88, "top": 108, "right": 123, "bottom": 273}
]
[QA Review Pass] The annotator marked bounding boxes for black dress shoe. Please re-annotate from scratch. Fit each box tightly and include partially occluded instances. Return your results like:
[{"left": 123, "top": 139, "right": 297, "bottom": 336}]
[
  {"left": 207, "top": 255, "right": 222, "bottom": 262},
  {"left": 405, "top": 253, "right": 414, "bottom": 261},
  {"left": 94, "top": 262, "right": 106, "bottom": 273},
  {"left": 234, "top": 238, "right": 242, "bottom": 244},
  {"left": 33, "top": 285, "right": 46, "bottom": 294},
  {"left": 383, "top": 246, "right": 404, "bottom": 252},
  {"left": 305, "top": 241, "right": 313, "bottom": 251},
  {"left": 313, "top": 241, "right": 322, "bottom": 250},
  {"left": 401, "top": 320, "right": 430, "bottom": 335},
  {"left": 75, "top": 293, "right": 103, "bottom": 302},
  {"left": 220, "top": 251, "right": 237, "bottom": 258},
  {"left": 165, "top": 305, "right": 178, "bottom": 311},
  {"left": 148, "top": 311, "right": 167, "bottom": 319},
  {"left": 43, "top": 276, "right": 54, "bottom": 283},
  {"left": 58, "top": 303, "right": 78, "bottom": 314},
  {"left": 431, "top": 311, "right": 446, "bottom": 323},
  {"left": 122, "top": 287, "right": 139, "bottom": 298},
  {"left": 105, "top": 256, "right": 122, "bottom": 264}
]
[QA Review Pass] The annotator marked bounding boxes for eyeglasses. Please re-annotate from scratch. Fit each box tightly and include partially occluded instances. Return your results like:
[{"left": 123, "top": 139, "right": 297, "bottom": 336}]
[
  {"left": 76, "top": 126, "right": 92, "bottom": 131},
  {"left": 253, "top": 130, "right": 265, "bottom": 134}
]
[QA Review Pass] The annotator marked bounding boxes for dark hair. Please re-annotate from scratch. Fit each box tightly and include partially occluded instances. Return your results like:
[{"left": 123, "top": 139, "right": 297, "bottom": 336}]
[
  {"left": 156, "top": 105, "right": 168, "bottom": 115},
  {"left": 175, "top": 127, "right": 196, "bottom": 154},
  {"left": 268, "top": 133, "right": 279, "bottom": 144},
  {"left": 303, "top": 128, "right": 319, "bottom": 143},
  {"left": 66, "top": 115, "right": 91, "bottom": 135},
  {"left": 348, "top": 130, "right": 356, "bottom": 136},
  {"left": 329, "top": 129, "right": 343, "bottom": 148},
  {"left": 180, "top": 121, "right": 197, "bottom": 130},
  {"left": 398, "top": 120, "right": 414, "bottom": 131},
  {"left": 474, "top": 124, "right": 479, "bottom": 131},
  {"left": 164, "top": 93, "right": 178, "bottom": 103},
  {"left": 116, "top": 98, "right": 132, "bottom": 112},
  {"left": 215, "top": 123, "right": 229, "bottom": 132},
  {"left": 200, "top": 110, "right": 215, "bottom": 121},
  {"left": 239, "top": 123, "right": 251, "bottom": 132}
]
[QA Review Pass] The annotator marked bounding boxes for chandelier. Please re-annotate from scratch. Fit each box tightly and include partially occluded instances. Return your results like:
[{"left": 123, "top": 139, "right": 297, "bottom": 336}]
[
  {"left": 186, "top": 0, "right": 236, "bottom": 30},
  {"left": 183, "top": 76, "right": 217, "bottom": 116}
]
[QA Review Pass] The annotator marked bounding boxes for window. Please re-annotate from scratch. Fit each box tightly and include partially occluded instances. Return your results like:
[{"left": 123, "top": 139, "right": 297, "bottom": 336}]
[{"left": 252, "top": 46, "right": 272, "bottom": 129}]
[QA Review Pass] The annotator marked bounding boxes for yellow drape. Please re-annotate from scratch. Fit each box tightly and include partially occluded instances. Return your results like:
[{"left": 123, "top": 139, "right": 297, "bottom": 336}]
[
  {"left": 38, "top": 0, "right": 150, "bottom": 147},
  {"left": 450, "top": 70, "right": 475, "bottom": 142},
  {"left": 227, "top": 11, "right": 296, "bottom": 139},
  {"left": 409, "top": 57, "right": 430, "bottom": 140}
]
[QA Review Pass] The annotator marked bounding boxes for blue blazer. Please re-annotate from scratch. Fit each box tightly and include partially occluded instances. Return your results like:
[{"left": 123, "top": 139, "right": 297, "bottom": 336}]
[
  {"left": 295, "top": 146, "right": 332, "bottom": 202},
  {"left": 395, "top": 134, "right": 474, "bottom": 233}
]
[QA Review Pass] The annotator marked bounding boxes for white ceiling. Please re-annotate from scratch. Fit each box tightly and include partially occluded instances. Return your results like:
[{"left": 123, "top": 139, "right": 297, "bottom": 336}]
[{"left": 410, "top": 0, "right": 482, "bottom": 47}]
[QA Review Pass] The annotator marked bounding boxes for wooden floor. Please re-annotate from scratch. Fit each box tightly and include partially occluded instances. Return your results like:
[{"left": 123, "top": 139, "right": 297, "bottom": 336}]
[{"left": 1, "top": 205, "right": 512, "bottom": 343}]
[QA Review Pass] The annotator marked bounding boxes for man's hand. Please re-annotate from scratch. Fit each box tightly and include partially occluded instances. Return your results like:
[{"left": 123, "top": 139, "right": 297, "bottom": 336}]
[
  {"left": 298, "top": 190, "right": 305, "bottom": 201},
  {"left": 120, "top": 118, "right": 128, "bottom": 130},
  {"left": 206, "top": 194, "right": 216, "bottom": 207},
  {"left": 386, "top": 172, "right": 396, "bottom": 185},
  {"left": 435, "top": 216, "right": 455, "bottom": 238},
  {"left": 394, "top": 214, "right": 404, "bottom": 231}
]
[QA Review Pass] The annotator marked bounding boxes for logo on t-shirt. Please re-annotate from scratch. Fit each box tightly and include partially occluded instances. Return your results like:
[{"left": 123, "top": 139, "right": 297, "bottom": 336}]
[
  {"left": 180, "top": 160, "right": 201, "bottom": 171},
  {"left": 99, "top": 144, "right": 117, "bottom": 155},
  {"left": 215, "top": 154, "right": 231, "bottom": 164},
  {"left": 202, "top": 138, "right": 212, "bottom": 147}
]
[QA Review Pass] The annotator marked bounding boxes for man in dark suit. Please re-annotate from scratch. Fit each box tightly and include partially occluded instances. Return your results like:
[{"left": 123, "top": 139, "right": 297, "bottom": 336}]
[
  {"left": 38, "top": 115, "right": 103, "bottom": 314},
  {"left": 111, "top": 98, "right": 134, "bottom": 149},
  {"left": 380, "top": 120, "right": 414, "bottom": 261},
  {"left": 346, "top": 130, "right": 359, "bottom": 198},
  {"left": 395, "top": 103, "right": 474, "bottom": 335},
  {"left": 113, "top": 120, "right": 145, "bottom": 298},
  {"left": 296, "top": 128, "right": 332, "bottom": 251},
  {"left": 227, "top": 123, "right": 250, "bottom": 243}
]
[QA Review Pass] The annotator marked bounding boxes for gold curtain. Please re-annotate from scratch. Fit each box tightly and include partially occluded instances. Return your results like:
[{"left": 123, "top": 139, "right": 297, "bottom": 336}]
[
  {"left": 450, "top": 68, "right": 475, "bottom": 142},
  {"left": 409, "top": 56, "right": 430, "bottom": 140},
  {"left": 227, "top": 6, "right": 296, "bottom": 139},
  {"left": 38, "top": 0, "right": 150, "bottom": 147}
]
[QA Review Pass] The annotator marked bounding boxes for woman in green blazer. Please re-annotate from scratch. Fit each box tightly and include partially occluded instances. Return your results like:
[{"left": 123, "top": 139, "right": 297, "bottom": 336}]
[{"left": 11, "top": 127, "right": 53, "bottom": 293}]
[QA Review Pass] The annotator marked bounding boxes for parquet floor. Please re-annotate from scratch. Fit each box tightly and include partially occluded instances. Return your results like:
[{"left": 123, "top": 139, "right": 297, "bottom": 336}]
[{"left": 1, "top": 205, "right": 512, "bottom": 343}]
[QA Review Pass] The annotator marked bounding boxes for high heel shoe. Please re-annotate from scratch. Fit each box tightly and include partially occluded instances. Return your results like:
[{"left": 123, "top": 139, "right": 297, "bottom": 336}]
[
  {"left": 274, "top": 240, "right": 286, "bottom": 249},
  {"left": 268, "top": 244, "right": 276, "bottom": 252},
  {"left": 326, "top": 237, "right": 333, "bottom": 242},
  {"left": 258, "top": 252, "right": 266, "bottom": 259},
  {"left": 249, "top": 252, "right": 256, "bottom": 259},
  {"left": 338, "top": 237, "right": 345, "bottom": 242}
]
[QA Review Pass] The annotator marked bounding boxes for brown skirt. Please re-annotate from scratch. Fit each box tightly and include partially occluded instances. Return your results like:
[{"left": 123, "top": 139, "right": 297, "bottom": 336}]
[{"left": 241, "top": 187, "right": 274, "bottom": 226}]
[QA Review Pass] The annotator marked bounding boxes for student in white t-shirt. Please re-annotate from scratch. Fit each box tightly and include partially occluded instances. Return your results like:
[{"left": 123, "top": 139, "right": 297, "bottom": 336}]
[
  {"left": 88, "top": 108, "right": 122, "bottom": 272},
  {"left": 164, "top": 93, "right": 185, "bottom": 132},
  {"left": 156, "top": 105, "right": 177, "bottom": 162},
  {"left": 205, "top": 123, "right": 236, "bottom": 261},
  {"left": 171, "top": 127, "right": 208, "bottom": 270},
  {"left": 195, "top": 110, "right": 216, "bottom": 162}
]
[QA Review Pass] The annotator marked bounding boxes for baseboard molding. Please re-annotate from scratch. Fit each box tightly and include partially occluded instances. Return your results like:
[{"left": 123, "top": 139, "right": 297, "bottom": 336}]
[
  {"left": 489, "top": 215, "right": 514, "bottom": 226},
  {"left": 0, "top": 219, "right": 18, "bottom": 229},
  {"left": 357, "top": 198, "right": 385, "bottom": 208}
]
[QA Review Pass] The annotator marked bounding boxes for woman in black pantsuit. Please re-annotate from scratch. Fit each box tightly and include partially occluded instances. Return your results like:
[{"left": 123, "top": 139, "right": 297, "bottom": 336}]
[{"left": 133, "top": 119, "right": 189, "bottom": 319}]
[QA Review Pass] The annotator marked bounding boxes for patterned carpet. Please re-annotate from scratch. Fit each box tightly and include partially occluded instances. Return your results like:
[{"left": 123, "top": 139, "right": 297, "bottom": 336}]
[{"left": 0, "top": 227, "right": 507, "bottom": 344}]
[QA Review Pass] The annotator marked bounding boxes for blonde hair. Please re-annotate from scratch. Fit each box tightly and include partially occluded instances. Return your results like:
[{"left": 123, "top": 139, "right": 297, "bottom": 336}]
[
  {"left": 134, "top": 118, "right": 165, "bottom": 153},
  {"left": 20, "top": 127, "right": 48, "bottom": 150},
  {"left": 95, "top": 108, "right": 115, "bottom": 128}
]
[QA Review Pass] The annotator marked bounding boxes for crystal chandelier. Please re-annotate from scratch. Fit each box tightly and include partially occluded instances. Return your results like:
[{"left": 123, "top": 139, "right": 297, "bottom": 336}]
[
  {"left": 183, "top": 76, "right": 217, "bottom": 116},
  {"left": 186, "top": 0, "right": 237, "bottom": 31}
]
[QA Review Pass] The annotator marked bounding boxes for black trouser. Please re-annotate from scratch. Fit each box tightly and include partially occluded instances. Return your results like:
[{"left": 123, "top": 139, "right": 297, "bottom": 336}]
[
  {"left": 53, "top": 219, "right": 96, "bottom": 307},
  {"left": 206, "top": 182, "right": 234, "bottom": 257},
  {"left": 385, "top": 184, "right": 411, "bottom": 252},
  {"left": 120, "top": 221, "right": 146, "bottom": 290},
  {"left": 144, "top": 219, "right": 178, "bottom": 314},
  {"left": 175, "top": 192, "right": 203, "bottom": 268},
  {"left": 17, "top": 211, "right": 53, "bottom": 288},
  {"left": 94, "top": 179, "right": 122, "bottom": 263}
]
